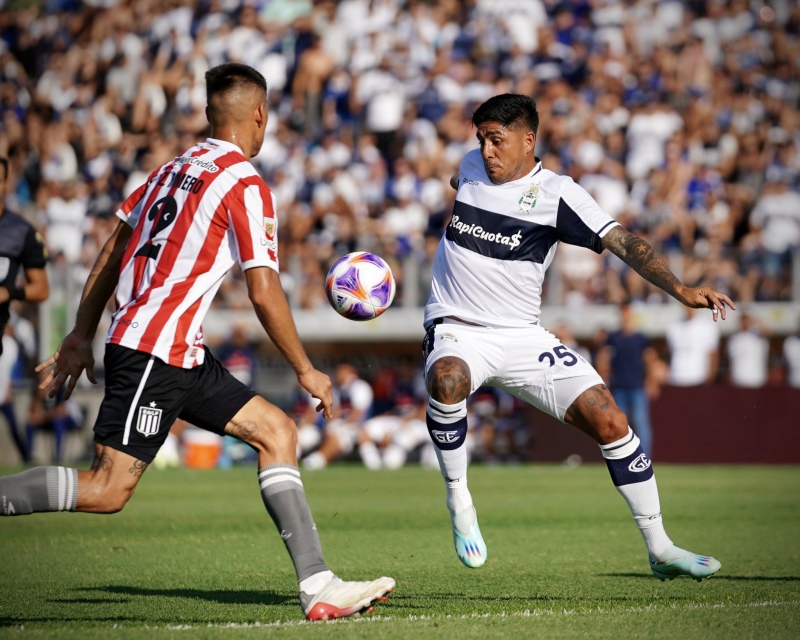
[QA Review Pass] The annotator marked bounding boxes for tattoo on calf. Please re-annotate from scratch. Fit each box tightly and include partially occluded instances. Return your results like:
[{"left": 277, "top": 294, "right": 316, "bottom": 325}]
[
  {"left": 128, "top": 460, "right": 148, "bottom": 478},
  {"left": 427, "top": 357, "right": 471, "bottom": 404}
]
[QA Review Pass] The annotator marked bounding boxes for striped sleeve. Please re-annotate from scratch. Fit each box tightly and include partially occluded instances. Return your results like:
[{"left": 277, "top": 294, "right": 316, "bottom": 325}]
[
  {"left": 115, "top": 176, "right": 153, "bottom": 228},
  {"left": 228, "top": 177, "right": 279, "bottom": 273},
  {"left": 556, "top": 176, "right": 619, "bottom": 254}
]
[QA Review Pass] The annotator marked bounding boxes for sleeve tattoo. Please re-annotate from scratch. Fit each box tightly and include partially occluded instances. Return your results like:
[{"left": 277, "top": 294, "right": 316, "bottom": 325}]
[{"left": 600, "top": 227, "right": 683, "bottom": 299}]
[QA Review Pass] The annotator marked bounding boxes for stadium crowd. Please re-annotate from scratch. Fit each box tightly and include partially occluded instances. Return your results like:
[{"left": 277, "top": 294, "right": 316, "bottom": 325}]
[
  {"left": 1, "top": 0, "right": 799, "bottom": 467},
  {"left": 0, "top": 0, "right": 798, "bottom": 313}
]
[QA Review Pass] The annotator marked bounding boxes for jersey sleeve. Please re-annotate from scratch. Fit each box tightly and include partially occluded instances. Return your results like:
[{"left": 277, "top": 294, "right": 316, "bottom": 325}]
[
  {"left": 21, "top": 225, "right": 48, "bottom": 269},
  {"left": 115, "top": 180, "right": 150, "bottom": 228},
  {"left": 555, "top": 176, "right": 619, "bottom": 253},
  {"left": 227, "top": 179, "right": 279, "bottom": 273}
]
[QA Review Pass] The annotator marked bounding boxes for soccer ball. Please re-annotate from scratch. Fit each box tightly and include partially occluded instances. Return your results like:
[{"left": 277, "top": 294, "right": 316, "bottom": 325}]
[{"left": 325, "top": 252, "right": 396, "bottom": 321}]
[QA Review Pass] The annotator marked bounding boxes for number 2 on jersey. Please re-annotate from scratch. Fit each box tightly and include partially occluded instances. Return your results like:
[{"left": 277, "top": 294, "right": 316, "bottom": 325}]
[{"left": 133, "top": 195, "right": 179, "bottom": 293}]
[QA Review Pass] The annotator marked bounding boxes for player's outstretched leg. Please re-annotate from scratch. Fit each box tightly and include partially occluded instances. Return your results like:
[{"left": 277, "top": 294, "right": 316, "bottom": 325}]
[
  {"left": 427, "top": 397, "right": 487, "bottom": 568},
  {"left": 258, "top": 463, "right": 396, "bottom": 619},
  {"left": 227, "top": 397, "right": 395, "bottom": 620},
  {"left": 0, "top": 466, "right": 78, "bottom": 515},
  {"left": 599, "top": 427, "right": 721, "bottom": 581}
]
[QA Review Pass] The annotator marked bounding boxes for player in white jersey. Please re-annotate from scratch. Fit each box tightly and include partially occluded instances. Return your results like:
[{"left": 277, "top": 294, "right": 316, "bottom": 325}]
[
  {"left": 423, "top": 94, "right": 735, "bottom": 581},
  {"left": 0, "top": 63, "right": 394, "bottom": 621}
]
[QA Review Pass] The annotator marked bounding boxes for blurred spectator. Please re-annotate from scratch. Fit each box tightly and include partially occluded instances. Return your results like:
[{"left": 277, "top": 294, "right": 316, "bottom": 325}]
[
  {"left": 25, "top": 369, "right": 84, "bottom": 464},
  {"left": 666, "top": 307, "right": 721, "bottom": 387},
  {"left": 747, "top": 177, "right": 800, "bottom": 301},
  {"left": 782, "top": 320, "right": 800, "bottom": 389},
  {"left": 0, "top": 0, "right": 794, "bottom": 313},
  {"left": 726, "top": 311, "right": 770, "bottom": 388},
  {"left": 357, "top": 356, "right": 432, "bottom": 470},
  {"left": 301, "top": 363, "right": 373, "bottom": 470},
  {"left": 0, "top": 325, "right": 26, "bottom": 463},
  {"left": 596, "top": 302, "right": 664, "bottom": 456},
  {"left": 468, "top": 386, "right": 529, "bottom": 464}
]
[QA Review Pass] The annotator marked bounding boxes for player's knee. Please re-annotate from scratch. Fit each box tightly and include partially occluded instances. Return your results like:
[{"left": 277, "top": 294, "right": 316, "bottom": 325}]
[
  {"left": 253, "top": 415, "right": 298, "bottom": 455},
  {"left": 426, "top": 356, "right": 471, "bottom": 404},
  {"left": 592, "top": 408, "right": 629, "bottom": 444}
]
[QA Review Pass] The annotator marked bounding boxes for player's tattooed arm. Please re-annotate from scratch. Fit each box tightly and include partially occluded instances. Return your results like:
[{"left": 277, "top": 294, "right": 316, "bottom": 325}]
[{"left": 600, "top": 227, "right": 683, "bottom": 298}]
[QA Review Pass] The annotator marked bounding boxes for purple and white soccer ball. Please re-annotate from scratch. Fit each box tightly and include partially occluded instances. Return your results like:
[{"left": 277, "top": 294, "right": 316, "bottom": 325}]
[{"left": 325, "top": 252, "right": 396, "bottom": 321}]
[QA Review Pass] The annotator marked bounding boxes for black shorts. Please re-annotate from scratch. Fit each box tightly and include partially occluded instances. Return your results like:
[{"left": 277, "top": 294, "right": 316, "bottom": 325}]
[{"left": 94, "top": 344, "right": 257, "bottom": 463}]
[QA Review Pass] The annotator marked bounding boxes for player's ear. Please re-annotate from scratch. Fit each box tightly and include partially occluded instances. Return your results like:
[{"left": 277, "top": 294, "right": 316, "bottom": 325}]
[
  {"left": 255, "top": 101, "right": 267, "bottom": 129},
  {"left": 526, "top": 131, "right": 536, "bottom": 154}
]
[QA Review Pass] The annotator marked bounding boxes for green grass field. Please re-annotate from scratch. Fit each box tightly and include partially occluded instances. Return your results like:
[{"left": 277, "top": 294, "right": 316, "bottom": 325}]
[{"left": 1, "top": 464, "right": 798, "bottom": 639}]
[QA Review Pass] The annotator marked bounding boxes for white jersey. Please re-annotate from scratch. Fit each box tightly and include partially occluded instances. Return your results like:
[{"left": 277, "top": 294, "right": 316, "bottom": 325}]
[
  {"left": 727, "top": 330, "right": 769, "bottom": 388},
  {"left": 109, "top": 138, "right": 279, "bottom": 368},
  {"left": 784, "top": 335, "right": 800, "bottom": 388},
  {"left": 424, "top": 150, "right": 618, "bottom": 328}
]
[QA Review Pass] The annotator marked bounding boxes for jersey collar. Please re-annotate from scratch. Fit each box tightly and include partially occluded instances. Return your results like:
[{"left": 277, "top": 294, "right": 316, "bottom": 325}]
[{"left": 203, "top": 137, "right": 247, "bottom": 157}]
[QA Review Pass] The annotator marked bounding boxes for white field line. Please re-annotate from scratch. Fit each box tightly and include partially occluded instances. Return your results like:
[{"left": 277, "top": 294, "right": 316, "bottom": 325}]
[{"left": 98, "top": 599, "right": 800, "bottom": 631}]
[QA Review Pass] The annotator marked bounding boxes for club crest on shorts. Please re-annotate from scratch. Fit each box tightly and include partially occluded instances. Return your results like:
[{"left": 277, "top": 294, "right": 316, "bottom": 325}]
[
  {"left": 136, "top": 401, "right": 162, "bottom": 437},
  {"left": 518, "top": 185, "right": 539, "bottom": 213}
]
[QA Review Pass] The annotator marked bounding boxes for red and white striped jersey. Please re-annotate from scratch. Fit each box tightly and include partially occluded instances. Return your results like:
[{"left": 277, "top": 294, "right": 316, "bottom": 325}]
[{"left": 108, "top": 138, "right": 278, "bottom": 368}]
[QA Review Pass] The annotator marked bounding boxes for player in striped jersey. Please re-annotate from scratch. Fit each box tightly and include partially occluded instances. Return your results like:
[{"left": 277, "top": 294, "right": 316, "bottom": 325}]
[
  {"left": 0, "top": 63, "right": 393, "bottom": 621},
  {"left": 423, "top": 94, "right": 735, "bottom": 581}
]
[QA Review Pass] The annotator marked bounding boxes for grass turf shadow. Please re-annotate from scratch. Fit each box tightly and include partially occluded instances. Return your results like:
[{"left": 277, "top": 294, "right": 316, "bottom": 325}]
[{"left": 75, "top": 585, "right": 295, "bottom": 605}]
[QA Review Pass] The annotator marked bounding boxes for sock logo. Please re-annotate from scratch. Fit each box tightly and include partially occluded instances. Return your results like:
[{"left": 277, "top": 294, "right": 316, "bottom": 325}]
[
  {"left": 2, "top": 496, "right": 14, "bottom": 516},
  {"left": 280, "top": 529, "right": 293, "bottom": 541},
  {"left": 628, "top": 453, "right": 652, "bottom": 472},
  {"left": 431, "top": 430, "right": 459, "bottom": 445}
]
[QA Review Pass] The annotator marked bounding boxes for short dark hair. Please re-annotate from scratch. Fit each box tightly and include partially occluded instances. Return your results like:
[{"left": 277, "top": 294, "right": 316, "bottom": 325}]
[
  {"left": 0, "top": 157, "right": 8, "bottom": 180},
  {"left": 472, "top": 94, "right": 539, "bottom": 135},
  {"left": 205, "top": 63, "right": 267, "bottom": 102}
]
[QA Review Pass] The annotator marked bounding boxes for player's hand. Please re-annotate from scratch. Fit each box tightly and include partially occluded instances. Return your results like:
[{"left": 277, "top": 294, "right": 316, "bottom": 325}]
[
  {"left": 35, "top": 331, "right": 97, "bottom": 400},
  {"left": 297, "top": 368, "right": 333, "bottom": 419},
  {"left": 677, "top": 285, "right": 736, "bottom": 322}
]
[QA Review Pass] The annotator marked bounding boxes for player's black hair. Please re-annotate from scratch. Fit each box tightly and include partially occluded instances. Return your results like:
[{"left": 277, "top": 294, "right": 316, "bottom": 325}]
[
  {"left": 472, "top": 94, "right": 539, "bottom": 135},
  {"left": 0, "top": 157, "right": 8, "bottom": 180},
  {"left": 205, "top": 63, "right": 267, "bottom": 102}
]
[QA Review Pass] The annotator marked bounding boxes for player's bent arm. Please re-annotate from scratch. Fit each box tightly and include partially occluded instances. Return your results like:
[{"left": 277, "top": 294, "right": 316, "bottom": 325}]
[
  {"left": 73, "top": 220, "right": 132, "bottom": 340},
  {"left": 20, "top": 267, "right": 49, "bottom": 302},
  {"left": 36, "top": 221, "right": 132, "bottom": 398},
  {"left": 245, "top": 267, "right": 333, "bottom": 417},
  {"left": 600, "top": 226, "right": 736, "bottom": 319}
]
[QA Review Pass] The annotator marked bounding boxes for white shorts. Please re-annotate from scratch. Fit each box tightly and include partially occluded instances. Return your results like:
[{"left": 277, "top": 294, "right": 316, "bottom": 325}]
[{"left": 423, "top": 319, "right": 603, "bottom": 422}]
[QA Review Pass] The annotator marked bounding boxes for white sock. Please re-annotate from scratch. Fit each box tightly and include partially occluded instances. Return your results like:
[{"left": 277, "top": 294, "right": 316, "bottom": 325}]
[
  {"left": 427, "top": 398, "right": 473, "bottom": 515},
  {"left": 600, "top": 427, "right": 673, "bottom": 559},
  {"left": 299, "top": 569, "right": 334, "bottom": 595},
  {"left": 359, "top": 441, "right": 382, "bottom": 470},
  {"left": 302, "top": 451, "right": 327, "bottom": 470}
]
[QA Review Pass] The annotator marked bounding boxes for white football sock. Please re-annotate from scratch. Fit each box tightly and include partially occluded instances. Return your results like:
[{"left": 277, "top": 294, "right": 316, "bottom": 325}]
[{"left": 600, "top": 428, "right": 672, "bottom": 559}]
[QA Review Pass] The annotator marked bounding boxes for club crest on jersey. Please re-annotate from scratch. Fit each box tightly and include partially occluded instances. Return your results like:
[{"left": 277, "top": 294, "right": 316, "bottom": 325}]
[
  {"left": 136, "top": 402, "right": 162, "bottom": 437},
  {"left": 518, "top": 185, "right": 539, "bottom": 213},
  {"left": 264, "top": 218, "right": 276, "bottom": 238}
]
